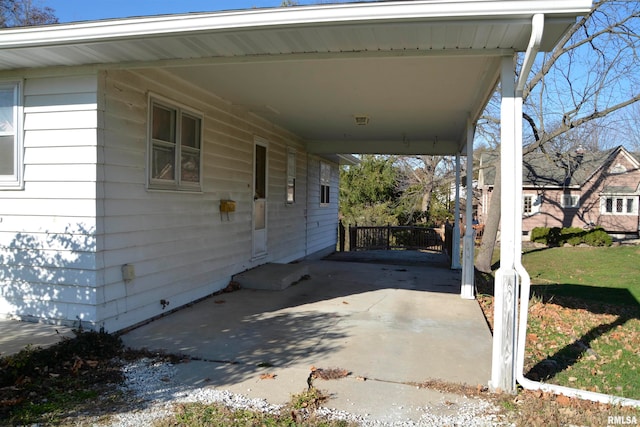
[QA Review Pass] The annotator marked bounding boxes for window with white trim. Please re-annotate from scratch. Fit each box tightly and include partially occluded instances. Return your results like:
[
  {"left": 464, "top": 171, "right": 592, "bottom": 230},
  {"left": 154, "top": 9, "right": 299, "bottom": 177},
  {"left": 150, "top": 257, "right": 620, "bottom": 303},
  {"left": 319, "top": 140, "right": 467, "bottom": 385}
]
[
  {"left": 602, "top": 196, "right": 637, "bottom": 215},
  {"left": 523, "top": 194, "right": 541, "bottom": 216},
  {"left": 148, "top": 96, "right": 202, "bottom": 191},
  {"left": 286, "top": 149, "right": 296, "bottom": 204},
  {"left": 0, "top": 82, "right": 22, "bottom": 189},
  {"left": 561, "top": 194, "right": 580, "bottom": 208},
  {"left": 320, "top": 161, "right": 331, "bottom": 206}
]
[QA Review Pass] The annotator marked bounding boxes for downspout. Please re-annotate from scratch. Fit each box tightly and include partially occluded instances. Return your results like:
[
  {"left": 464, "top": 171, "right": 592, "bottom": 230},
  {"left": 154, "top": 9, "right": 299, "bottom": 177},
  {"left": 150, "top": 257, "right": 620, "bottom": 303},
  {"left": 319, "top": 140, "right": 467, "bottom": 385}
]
[
  {"left": 451, "top": 153, "right": 462, "bottom": 269},
  {"left": 515, "top": 14, "right": 544, "bottom": 94},
  {"left": 513, "top": 14, "right": 640, "bottom": 407},
  {"left": 305, "top": 153, "right": 310, "bottom": 257},
  {"left": 461, "top": 118, "right": 475, "bottom": 299}
]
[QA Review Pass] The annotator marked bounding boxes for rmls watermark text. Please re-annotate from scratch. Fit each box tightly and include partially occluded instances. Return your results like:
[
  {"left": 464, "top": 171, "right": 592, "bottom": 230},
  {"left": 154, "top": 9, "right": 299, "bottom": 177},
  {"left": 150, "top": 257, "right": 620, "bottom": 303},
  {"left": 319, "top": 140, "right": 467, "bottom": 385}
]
[{"left": 608, "top": 415, "right": 638, "bottom": 426}]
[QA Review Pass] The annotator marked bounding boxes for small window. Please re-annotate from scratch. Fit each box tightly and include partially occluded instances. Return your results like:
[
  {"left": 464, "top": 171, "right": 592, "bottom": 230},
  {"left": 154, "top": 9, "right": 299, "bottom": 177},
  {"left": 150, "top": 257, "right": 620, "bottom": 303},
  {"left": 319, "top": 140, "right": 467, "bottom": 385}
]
[
  {"left": 561, "top": 194, "right": 579, "bottom": 208},
  {"left": 320, "top": 162, "right": 331, "bottom": 205},
  {"left": 523, "top": 194, "right": 540, "bottom": 216},
  {"left": 610, "top": 163, "right": 626, "bottom": 174},
  {"left": 0, "top": 82, "right": 22, "bottom": 189},
  {"left": 602, "top": 196, "right": 637, "bottom": 215},
  {"left": 148, "top": 96, "right": 202, "bottom": 191},
  {"left": 286, "top": 149, "right": 296, "bottom": 204},
  {"left": 605, "top": 197, "right": 613, "bottom": 213},
  {"left": 523, "top": 196, "right": 533, "bottom": 215}
]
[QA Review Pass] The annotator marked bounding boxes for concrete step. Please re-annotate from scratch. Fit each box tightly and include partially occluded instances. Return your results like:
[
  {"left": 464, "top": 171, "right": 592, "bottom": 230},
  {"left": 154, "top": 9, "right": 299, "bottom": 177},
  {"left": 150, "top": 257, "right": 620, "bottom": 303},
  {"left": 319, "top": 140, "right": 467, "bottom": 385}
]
[{"left": 233, "top": 262, "right": 310, "bottom": 291}]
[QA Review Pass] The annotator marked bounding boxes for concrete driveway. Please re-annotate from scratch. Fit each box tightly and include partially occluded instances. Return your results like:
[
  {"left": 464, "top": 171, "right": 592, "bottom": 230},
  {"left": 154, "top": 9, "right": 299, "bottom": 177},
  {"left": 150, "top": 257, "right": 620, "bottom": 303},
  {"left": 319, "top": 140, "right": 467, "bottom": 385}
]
[{"left": 120, "top": 251, "right": 493, "bottom": 423}]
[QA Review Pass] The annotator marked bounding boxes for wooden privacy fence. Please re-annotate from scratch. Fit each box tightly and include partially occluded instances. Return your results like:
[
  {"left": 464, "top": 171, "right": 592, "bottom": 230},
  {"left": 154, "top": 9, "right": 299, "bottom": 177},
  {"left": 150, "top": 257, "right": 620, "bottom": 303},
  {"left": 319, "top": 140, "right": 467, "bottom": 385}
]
[{"left": 346, "top": 224, "right": 444, "bottom": 252}]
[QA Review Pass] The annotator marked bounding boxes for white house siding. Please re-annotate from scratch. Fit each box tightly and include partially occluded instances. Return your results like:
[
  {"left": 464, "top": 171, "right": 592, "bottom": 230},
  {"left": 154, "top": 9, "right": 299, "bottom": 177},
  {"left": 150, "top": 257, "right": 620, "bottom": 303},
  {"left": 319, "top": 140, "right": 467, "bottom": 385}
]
[
  {"left": 0, "top": 74, "right": 100, "bottom": 326},
  {"left": 266, "top": 146, "right": 308, "bottom": 264},
  {"left": 0, "top": 66, "right": 339, "bottom": 331},
  {"left": 306, "top": 155, "right": 339, "bottom": 257},
  {"left": 97, "top": 68, "right": 309, "bottom": 331}
]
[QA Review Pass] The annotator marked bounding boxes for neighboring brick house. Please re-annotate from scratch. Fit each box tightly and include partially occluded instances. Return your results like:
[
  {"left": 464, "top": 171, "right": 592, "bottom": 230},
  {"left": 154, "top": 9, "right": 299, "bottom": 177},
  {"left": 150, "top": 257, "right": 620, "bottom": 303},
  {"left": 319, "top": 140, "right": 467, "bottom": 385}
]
[{"left": 477, "top": 145, "right": 640, "bottom": 238}]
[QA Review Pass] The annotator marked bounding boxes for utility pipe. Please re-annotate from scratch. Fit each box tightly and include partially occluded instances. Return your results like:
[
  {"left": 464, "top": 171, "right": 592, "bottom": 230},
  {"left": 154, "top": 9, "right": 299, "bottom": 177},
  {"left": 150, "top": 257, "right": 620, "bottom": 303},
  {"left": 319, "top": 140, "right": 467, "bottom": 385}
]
[
  {"left": 451, "top": 153, "right": 462, "bottom": 269},
  {"left": 513, "top": 14, "right": 640, "bottom": 407},
  {"left": 461, "top": 118, "right": 476, "bottom": 299}
]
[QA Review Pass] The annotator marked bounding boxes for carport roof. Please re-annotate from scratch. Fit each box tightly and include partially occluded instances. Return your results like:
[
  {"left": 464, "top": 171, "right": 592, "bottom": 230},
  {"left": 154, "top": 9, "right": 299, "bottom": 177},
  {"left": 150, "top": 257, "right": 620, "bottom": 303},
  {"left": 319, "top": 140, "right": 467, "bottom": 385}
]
[{"left": 0, "top": 1, "right": 592, "bottom": 155}]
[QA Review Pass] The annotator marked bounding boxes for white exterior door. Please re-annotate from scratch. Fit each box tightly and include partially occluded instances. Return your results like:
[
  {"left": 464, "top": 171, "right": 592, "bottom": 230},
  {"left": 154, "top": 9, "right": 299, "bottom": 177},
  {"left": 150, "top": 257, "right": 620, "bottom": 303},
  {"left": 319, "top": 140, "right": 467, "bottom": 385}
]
[{"left": 252, "top": 139, "right": 268, "bottom": 258}]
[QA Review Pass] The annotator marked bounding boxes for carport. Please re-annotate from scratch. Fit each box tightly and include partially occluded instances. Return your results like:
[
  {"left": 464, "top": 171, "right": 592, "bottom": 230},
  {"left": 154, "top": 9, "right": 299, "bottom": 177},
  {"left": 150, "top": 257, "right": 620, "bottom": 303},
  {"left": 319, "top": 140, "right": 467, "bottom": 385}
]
[{"left": 0, "top": 0, "right": 592, "bottom": 393}]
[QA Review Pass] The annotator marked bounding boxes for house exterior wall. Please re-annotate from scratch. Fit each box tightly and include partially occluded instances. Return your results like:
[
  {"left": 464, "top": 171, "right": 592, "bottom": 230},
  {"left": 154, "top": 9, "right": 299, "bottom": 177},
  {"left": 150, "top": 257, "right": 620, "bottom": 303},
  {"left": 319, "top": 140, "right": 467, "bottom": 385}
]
[
  {"left": 580, "top": 151, "right": 640, "bottom": 234},
  {"left": 0, "top": 68, "right": 340, "bottom": 331},
  {"left": 306, "top": 155, "right": 340, "bottom": 257},
  {"left": 0, "top": 73, "right": 100, "bottom": 325},
  {"left": 479, "top": 149, "right": 640, "bottom": 237},
  {"left": 97, "top": 68, "right": 323, "bottom": 331},
  {"left": 522, "top": 188, "right": 581, "bottom": 232},
  {"left": 522, "top": 151, "right": 640, "bottom": 235}
]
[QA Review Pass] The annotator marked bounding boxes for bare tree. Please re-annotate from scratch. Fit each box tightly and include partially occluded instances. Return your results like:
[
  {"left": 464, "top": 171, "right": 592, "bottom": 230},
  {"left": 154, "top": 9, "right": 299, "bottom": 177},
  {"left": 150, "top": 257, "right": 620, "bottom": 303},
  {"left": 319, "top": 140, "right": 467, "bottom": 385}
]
[
  {"left": 475, "top": 0, "right": 640, "bottom": 272},
  {"left": 617, "top": 102, "right": 640, "bottom": 151},
  {"left": 0, "top": 0, "right": 57, "bottom": 27},
  {"left": 396, "top": 155, "right": 458, "bottom": 225}
]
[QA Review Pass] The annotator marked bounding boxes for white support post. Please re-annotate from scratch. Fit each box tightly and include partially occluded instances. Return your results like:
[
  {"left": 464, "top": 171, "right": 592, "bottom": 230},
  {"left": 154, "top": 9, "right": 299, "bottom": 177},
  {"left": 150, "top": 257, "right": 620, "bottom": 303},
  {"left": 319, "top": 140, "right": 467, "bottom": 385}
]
[
  {"left": 489, "top": 56, "right": 520, "bottom": 393},
  {"left": 461, "top": 118, "right": 475, "bottom": 299},
  {"left": 451, "top": 153, "right": 462, "bottom": 269}
]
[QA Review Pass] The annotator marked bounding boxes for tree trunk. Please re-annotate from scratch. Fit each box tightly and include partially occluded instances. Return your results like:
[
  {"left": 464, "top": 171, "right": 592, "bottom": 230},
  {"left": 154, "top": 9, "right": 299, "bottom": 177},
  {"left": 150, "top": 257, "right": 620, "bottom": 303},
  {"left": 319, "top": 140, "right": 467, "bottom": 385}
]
[
  {"left": 421, "top": 190, "right": 431, "bottom": 213},
  {"left": 475, "top": 159, "right": 501, "bottom": 273}
]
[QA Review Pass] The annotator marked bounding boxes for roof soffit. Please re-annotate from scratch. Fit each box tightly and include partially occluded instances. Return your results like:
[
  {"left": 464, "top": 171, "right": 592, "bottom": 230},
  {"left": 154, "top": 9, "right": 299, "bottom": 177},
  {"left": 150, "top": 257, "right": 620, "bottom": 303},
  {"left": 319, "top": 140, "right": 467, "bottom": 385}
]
[{"left": 0, "top": 1, "right": 592, "bottom": 156}]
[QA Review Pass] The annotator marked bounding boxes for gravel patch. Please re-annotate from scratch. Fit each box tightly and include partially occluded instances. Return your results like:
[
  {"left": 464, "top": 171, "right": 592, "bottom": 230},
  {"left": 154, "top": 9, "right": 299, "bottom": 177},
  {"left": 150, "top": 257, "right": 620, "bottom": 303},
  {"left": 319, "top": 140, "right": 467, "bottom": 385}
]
[{"left": 105, "top": 358, "right": 510, "bottom": 427}]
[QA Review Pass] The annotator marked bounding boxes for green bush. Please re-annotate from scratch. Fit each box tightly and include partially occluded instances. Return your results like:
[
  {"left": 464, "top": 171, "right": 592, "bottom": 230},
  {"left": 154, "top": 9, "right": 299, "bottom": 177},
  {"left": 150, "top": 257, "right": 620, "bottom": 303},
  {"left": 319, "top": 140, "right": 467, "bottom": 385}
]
[
  {"left": 530, "top": 227, "right": 550, "bottom": 244},
  {"left": 566, "top": 235, "right": 584, "bottom": 246},
  {"left": 583, "top": 228, "right": 613, "bottom": 246},
  {"left": 547, "top": 227, "right": 562, "bottom": 246},
  {"left": 561, "top": 227, "right": 586, "bottom": 246},
  {"left": 529, "top": 226, "right": 612, "bottom": 247}
]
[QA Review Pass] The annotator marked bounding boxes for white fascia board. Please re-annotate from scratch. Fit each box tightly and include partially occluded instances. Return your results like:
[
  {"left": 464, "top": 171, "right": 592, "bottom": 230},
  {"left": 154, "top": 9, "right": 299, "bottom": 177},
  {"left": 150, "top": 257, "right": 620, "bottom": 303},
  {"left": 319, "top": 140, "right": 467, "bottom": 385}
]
[
  {"left": 337, "top": 154, "right": 360, "bottom": 166},
  {"left": 0, "top": 0, "right": 592, "bottom": 49}
]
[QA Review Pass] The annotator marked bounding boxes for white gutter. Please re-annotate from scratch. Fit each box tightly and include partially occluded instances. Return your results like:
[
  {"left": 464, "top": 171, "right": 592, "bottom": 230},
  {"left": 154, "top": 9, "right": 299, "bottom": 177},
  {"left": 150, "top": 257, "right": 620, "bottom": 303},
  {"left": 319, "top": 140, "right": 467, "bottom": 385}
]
[
  {"left": 0, "top": 1, "right": 593, "bottom": 49},
  {"left": 516, "top": 13, "right": 544, "bottom": 94},
  {"left": 513, "top": 14, "right": 640, "bottom": 408}
]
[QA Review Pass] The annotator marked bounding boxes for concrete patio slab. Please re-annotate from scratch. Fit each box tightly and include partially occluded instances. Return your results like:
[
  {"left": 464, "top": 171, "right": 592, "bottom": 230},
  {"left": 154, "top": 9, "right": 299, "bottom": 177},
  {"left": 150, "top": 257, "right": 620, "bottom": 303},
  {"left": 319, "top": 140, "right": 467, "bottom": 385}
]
[
  {"left": 119, "top": 252, "right": 493, "bottom": 423},
  {"left": 0, "top": 319, "right": 74, "bottom": 357},
  {"left": 233, "top": 262, "right": 310, "bottom": 290}
]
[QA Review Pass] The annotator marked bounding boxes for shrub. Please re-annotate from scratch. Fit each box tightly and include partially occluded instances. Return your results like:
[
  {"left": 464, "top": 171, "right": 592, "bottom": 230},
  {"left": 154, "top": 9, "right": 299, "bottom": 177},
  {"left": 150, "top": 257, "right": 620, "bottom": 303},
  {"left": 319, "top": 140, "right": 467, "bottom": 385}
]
[
  {"left": 566, "top": 235, "right": 584, "bottom": 246},
  {"left": 529, "top": 226, "right": 612, "bottom": 247},
  {"left": 561, "top": 227, "right": 585, "bottom": 246},
  {"left": 530, "top": 227, "right": 550, "bottom": 244},
  {"left": 547, "top": 227, "right": 562, "bottom": 246},
  {"left": 583, "top": 228, "right": 612, "bottom": 246}
]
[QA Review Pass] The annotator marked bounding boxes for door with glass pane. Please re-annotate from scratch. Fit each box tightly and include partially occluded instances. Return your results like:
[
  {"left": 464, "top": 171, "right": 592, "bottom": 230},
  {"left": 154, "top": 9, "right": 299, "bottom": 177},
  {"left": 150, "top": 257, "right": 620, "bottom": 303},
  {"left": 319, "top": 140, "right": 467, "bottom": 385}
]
[{"left": 253, "top": 139, "right": 268, "bottom": 258}]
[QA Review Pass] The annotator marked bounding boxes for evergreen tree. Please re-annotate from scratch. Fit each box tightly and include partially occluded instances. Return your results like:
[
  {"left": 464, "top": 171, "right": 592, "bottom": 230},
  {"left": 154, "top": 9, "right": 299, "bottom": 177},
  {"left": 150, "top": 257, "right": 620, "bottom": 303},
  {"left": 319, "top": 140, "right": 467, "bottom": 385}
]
[{"left": 339, "top": 155, "right": 400, "bottom": 226}]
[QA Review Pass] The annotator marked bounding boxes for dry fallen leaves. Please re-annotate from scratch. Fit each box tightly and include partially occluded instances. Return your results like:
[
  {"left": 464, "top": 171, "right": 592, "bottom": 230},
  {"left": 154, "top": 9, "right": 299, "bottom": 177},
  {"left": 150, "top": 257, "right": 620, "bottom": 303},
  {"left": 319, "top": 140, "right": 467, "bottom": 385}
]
[
  {"left": 259, "top": 373, "right": 277, "bottom": 380},
  {"left": 309, "top": 365, "right": 350, "bottom": 380}
]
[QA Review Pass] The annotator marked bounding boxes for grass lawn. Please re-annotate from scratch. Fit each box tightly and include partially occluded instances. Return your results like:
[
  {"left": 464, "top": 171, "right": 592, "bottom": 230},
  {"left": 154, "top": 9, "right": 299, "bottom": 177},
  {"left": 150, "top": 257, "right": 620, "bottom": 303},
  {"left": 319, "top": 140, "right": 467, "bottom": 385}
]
[
  {"left": 524, "top": 245, "right": 640, "bottom": 305},
  {"left": 521, "top": 245, "right": 640, "bottom": 400}
]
